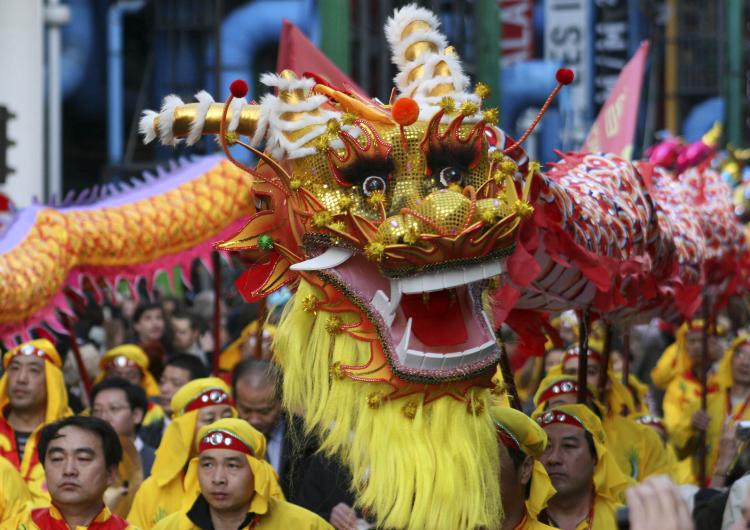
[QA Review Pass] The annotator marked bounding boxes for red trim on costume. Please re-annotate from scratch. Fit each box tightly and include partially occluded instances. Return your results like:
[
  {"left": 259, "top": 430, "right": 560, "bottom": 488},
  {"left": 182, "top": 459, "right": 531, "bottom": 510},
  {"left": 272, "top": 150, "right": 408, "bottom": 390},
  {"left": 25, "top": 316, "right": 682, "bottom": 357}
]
[
  {"left": 105, "top": 355, "right": 141, "bottom": 371},
  {"left": 183, "top": 388, "right": 234, "bottom": 413},
  {"left": 727, "top": 390, "right": 750, "bottom": 422},
  {"left": 199, "top": 429, "right": 255, "bottom": 456},
  {"left": 495, "top": 426, "right": 521, "bottom": 452},
  {"left": 31, "top": 505, "right": 130, "bottom": 530}
]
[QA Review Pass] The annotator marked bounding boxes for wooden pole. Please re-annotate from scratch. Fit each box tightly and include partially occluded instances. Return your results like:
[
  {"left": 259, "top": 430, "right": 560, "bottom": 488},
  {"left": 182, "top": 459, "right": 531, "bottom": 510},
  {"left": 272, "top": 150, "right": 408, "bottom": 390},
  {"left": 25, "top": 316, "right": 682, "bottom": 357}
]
[
  {"left": 254, "top": 298, "right": 267, "bottom": 359},
  {"left": 577, "top": 309, "right": 590, "bottom": 403},
  {"left": 698, "top": 295, "right": 710, "bottom": 485},
  {"left": 597, "top": 323, "right": 612, "bottom": 399},
  {"left": 212, "top": 251, "right": 222, "bottom": 375},
  {"left": 622, "top": 327, "right": 631, "bottom": 386},
  {"left": 497, "top": 333, "right": 523, "bottom": 411},
  {"left": 62, "top": 313, "right": 93, "bottom": 400}
]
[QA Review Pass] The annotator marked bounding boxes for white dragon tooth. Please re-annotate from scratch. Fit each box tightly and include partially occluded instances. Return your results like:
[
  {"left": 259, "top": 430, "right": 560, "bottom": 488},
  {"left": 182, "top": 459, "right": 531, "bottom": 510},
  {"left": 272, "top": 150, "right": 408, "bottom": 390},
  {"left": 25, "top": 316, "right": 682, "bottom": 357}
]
[
  {"left": 396, "top": 318, "right": 413, "bottom": 362},
  {"left": 371, "top": 290, "right": 395, "bottom": 327},
  {"left": 290, "top": 247, "right": 354, "bottom": 271},
  {"left": 389, "top": 279, "right": 402, "bottom": 314}
]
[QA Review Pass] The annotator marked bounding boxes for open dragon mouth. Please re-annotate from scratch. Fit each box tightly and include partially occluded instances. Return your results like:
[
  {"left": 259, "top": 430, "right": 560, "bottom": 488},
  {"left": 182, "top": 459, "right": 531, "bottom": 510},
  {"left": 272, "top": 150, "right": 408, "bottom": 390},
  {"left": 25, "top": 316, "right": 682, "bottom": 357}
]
[{"left": 292, "top": 247, "right": 503, "bottom": 381}]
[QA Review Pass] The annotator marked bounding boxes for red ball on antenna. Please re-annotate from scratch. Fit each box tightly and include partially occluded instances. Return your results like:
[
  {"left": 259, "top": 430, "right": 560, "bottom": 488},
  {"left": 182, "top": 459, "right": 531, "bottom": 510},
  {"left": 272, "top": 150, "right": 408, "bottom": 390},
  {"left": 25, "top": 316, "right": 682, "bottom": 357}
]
[
  {"left": 556, "top": 68, "right": 574, "bottom": 86},
  {"left": 392, "top": 97, "right": 420, "bottom": 126},
  {"left": 230, "top": 79, "right": 249, "bottom": 98}
]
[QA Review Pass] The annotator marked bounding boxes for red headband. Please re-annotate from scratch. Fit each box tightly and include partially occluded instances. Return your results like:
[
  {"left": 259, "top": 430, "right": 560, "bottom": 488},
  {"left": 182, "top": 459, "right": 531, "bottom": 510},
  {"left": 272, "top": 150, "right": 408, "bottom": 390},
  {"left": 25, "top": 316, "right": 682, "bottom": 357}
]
[
  {"left": 562, "top": 347, "right": 602, "bottom": 365},
  {"left": 199, "top": 429, "right": 254, "bottom": 456},
  {"left": 184, "top": 388, "right": 234, "bottom": 413},
  {"left": 538, "top": 380, "right": 590, "bottom": 405},
  {"left": 106, "top": 355, "right": 141, "bottom": 371},
  {"left": 536, "top": 410, "right": 585, "bottom": 430},
  {"left": 10, "top": 344, "right": 55, "bottom": 365}
]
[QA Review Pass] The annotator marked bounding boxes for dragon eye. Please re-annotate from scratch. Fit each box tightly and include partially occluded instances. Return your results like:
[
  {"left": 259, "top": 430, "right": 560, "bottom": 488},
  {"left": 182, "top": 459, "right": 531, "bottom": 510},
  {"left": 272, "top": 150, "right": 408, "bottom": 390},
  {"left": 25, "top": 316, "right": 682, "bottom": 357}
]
[
  {"left": 438, "top": 167, "right": 463, "bottom": 188},
  {"left": 362, "top": 176, "right": 387, "bottom": 196}
]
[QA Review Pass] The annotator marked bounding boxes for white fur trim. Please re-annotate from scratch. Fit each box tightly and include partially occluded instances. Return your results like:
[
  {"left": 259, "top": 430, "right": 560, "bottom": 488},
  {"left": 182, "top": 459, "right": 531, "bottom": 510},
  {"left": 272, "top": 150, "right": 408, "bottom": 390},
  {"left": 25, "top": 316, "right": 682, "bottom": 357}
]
[
  {"left": 186, "top": 90, "right": 214, "bottom": 146},
  {"left": 139, "top": 110, "right": 158, "bottom": 144},
  {"left": 227, "top": 97, "right": 247, "bottom": 132},
  {"left": 385, "top": 5, "right": 441, "bottom": 66},
  {"left": 396, "top": 53, "right": 469, "bottom": 96},
  {"left": 389, "top": 27, "right": 448, "bottom": 69},
  {"left": 157, "top": 95, "right": 184, "bottom": 146},
  {"left": 260, "top": 72, "right": 316, "bottom": 92}
]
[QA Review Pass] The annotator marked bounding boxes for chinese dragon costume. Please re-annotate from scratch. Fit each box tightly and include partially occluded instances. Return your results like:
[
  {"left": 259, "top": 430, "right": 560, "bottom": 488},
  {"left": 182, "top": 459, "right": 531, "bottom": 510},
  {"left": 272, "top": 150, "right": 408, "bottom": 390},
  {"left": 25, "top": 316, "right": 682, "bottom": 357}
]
[{"left": 1, "top": 5, "right": 748, "bottom": 530}]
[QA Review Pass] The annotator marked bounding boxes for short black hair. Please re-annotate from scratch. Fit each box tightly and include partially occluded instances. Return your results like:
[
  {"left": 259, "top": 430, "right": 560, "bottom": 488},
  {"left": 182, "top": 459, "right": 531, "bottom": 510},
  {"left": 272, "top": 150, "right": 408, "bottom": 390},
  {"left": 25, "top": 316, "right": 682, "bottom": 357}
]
[
  {"left": 232, "top": 358, "right": 282, "bottom": 400},
  {"left": 133, "top": 301, "right": 164, "bottom": 324},
  {"left": 38, "top": 416, "right": 123, "bottom": 470},
  {"left": 91, "top": 377, "right": 149, "bottom": 429},
  {"left": 165, "top": 353, "right": 209, "bottom": 380},
  {"left": 171, "top": 310, "right": 200, "bottom": 331}
]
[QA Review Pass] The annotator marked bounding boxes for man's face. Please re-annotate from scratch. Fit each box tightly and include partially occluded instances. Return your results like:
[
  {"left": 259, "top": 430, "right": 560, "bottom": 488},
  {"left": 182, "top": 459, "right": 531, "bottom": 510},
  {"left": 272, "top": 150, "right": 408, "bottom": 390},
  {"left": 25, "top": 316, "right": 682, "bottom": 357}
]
[
  {"left": 562, "top": 357, "right": 600, "bottom": 388},
  {"left": 134, "top": 308, "right": 165, "bottom": 343},
  {"left": 234, "top": 378, "right": 282, "bottom": 437},
  {"left": 198, "top": 448, "right": 254, "bottom": 513},
  {"left": 546, "top": 392, "right": 577, "bottom": 409},
  {"left": 540, "top": 423, "right": 595, "bottom": 497},
  {"left": 106, "top": 365, "right": 143, "bottom": 387},
  {"left": 159, "top": 365, "right": 192, "bottom": 415},
  {"left": 733, "top": 345, "right": 750, "bottom": 386},
  {"left": 195, "top": 404, "right": 234, "bottom": 431},
  {"left": 6, "top": 356, "right": 47, "bottom": 413},
  {"left": 498, "top": 443, "right": 532, "bottom": 516},
  {"left": 44, "top": 425, "right": 116, "bottom": 509},
  {"left": 171, "top": 318, "right": 198, "bottom": 351},
  {"left": 92, "top": 388, "right": 142, "bottom": 439},
  {"left": 685, "top": 331, "right": 704, "bottom": 362}
]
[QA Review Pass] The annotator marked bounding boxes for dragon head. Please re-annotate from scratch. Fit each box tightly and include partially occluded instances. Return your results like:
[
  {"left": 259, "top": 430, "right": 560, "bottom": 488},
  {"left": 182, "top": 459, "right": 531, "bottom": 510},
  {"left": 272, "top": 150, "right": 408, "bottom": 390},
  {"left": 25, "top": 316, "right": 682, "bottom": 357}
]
[{"left": 141, "top": 6, "right": 551, "bottom": 528}]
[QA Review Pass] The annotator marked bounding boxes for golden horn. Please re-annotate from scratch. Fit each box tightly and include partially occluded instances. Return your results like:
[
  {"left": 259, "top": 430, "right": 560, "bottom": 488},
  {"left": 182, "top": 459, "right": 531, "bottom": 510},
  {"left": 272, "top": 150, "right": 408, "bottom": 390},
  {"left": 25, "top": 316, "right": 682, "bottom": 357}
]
[
  {"left": 154, "top": 102, "right": 261, "bottom": 139},
  {"left": 399, "top": 19, "right": 460, "bottom": 98}
]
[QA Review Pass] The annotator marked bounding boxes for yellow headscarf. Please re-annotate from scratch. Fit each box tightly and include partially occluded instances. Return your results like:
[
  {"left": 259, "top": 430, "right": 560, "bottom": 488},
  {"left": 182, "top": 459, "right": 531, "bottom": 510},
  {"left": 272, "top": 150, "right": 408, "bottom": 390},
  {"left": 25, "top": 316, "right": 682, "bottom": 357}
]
[
  {"left": 97, "top": 344, "right": 160, "bottom": 398},
  {"left": 0, "top": 339, "right": 70, "bottom": 422},
  {"left": 532, "top": 404, "right": 634, "bottom": 509},
  {"left": 186, "top": 418, "right": 284, "bottom": 515},
  {"left": 491, "top": 406, "right": 556, "bottom": 518},
  {"left": 717, "top": 335, "right": 750, "bottom": 389},
  {"left": 651, "top": 320, "right": 725, "bottom": 390},
  {"left": 151, "top": 377, "right": 236, "bottom": 487}
]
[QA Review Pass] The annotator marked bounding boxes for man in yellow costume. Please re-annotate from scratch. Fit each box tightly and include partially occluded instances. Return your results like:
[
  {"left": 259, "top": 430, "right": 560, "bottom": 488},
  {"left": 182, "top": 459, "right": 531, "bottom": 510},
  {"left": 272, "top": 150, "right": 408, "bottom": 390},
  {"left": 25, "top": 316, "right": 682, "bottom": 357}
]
[
  {"left": 533, "top": 373, "right": 675, "bottom": 481},
  {"left": 671, "top": 334, "right": 750, "bottom": 485},
  {"left": 0, "top": 338, "right": 71, "bottom": 506},
  {"left": 128, "top": 377, "right": 239, "bottom": 528},
  {"left": 1, "top": 415, "right": 136, "bottom": 530},
  {"left": 152, "top": 418, "right": 330, "bottom": 529},
  {"left": 658, "top": 321, "right": 725, "bottom": 484},
  {"left": 98, "top": 344, "right": 164, "bottom": 426},
  {"left": 491, "top": 406, "right": 556, "bottom": 529},
  {"left": 534, "top": 404, "right": 633, "bottom": 529}
]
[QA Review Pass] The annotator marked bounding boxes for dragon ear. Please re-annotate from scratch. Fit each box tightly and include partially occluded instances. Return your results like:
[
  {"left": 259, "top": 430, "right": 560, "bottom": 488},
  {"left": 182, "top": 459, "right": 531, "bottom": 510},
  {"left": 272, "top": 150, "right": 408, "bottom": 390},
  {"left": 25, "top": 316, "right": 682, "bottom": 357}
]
[
  {"left": 385, "top": 5, "right": 479, "bottom": 120},
  {"left": 139, "top": 91, "right": 261, "bottom": 147}
]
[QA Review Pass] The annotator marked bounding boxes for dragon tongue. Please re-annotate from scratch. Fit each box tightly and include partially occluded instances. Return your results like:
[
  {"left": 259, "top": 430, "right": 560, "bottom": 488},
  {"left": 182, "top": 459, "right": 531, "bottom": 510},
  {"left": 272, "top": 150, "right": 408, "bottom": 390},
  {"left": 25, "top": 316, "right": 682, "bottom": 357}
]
[{"left": 400, "top": 289, "right": 468, "bottom": 347}]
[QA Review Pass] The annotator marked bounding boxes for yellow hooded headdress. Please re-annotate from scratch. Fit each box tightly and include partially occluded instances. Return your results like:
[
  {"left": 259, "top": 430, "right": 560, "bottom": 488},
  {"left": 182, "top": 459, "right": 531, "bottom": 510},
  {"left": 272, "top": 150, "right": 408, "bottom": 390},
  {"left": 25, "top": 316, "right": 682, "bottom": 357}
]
[
  {"left": 186, "top": 418, "right": 284, "bottom": 515},
  {"left": 218, "top": 320, "right": 277, "bottom": 373},
  {"left": 0, "top": 339, "right": 70, "bottom": 423},
  {"left": 491, "top": 406, "right": 556, "bottom": 519},
  {"left": 717, "top": 334, "right": 750, "bottom": 389},
  {"left": 151, "top": 377, "right": 235, "bottom": 487},
  {"left": 98, "top": 344, "right": 160, "bottom": 398},
  {"left": 533, "top": 403, "right": 634, "bottom": 516}
]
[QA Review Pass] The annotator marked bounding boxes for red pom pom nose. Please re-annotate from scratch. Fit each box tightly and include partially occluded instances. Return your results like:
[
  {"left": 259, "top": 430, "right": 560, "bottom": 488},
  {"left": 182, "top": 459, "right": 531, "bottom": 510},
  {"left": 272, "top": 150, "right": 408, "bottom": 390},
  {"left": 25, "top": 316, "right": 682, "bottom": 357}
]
[
  {"left": 392, "top": 97, "right": 420, "bottom": 126},
  {"left": 230, "top": 79, "right": 249, "bottom": 98},
  {"left": 556, "top": 68, "right": 575, "bottom": 85}
]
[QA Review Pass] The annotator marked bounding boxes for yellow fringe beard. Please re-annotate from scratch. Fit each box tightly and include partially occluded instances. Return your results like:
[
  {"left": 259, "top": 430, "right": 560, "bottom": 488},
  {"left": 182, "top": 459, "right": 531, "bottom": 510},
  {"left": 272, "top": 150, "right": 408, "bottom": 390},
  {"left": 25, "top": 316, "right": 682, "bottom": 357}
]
[{"left": 274, "top": 280, "right": 502, "bottom": 530}]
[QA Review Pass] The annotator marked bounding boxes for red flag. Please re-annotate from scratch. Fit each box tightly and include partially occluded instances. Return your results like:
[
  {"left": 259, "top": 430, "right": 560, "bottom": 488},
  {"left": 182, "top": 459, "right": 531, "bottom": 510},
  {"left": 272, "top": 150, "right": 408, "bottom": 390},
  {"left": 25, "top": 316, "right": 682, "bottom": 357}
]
[
  {"left": 581, "top": 41, "right": 650, "bottom": 159},
  {"left": 276, "top": 20, "right": 366, "bottom": 97}
]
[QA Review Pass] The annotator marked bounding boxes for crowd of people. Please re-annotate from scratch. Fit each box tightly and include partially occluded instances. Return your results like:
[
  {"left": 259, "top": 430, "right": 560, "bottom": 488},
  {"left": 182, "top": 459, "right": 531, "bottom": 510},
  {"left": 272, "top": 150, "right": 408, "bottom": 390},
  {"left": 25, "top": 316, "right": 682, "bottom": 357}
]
[{"left": 2, "top": 285, "right": 750, "bottom": 529}]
